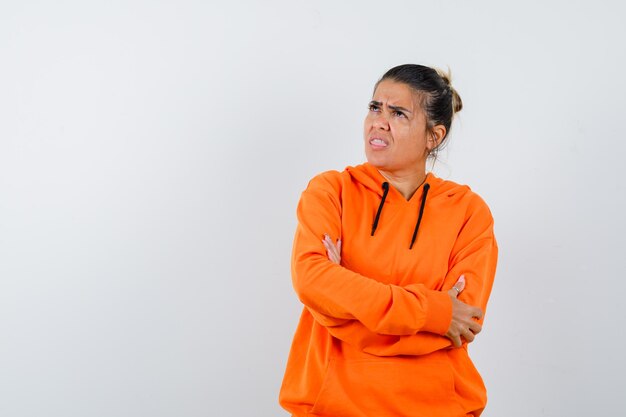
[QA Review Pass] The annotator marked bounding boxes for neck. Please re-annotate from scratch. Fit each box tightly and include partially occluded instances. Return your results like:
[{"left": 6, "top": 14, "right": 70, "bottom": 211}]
[{"left": 377, "top": 168, "right": 428, "bottom": 201}]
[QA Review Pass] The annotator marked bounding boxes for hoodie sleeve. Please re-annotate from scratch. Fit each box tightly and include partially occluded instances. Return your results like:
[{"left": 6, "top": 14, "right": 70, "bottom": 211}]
[
  {"left": 307, "top": 307, "right": 451, "bottom": 356},
  {"left": 443, "top": 193, "right": 498, "bottom": 327},
  {"left": 297, "top": 187, "right": 498, "bottom": 357},
  {"left": 291, "top": 172, "right": 453, "bottom": 337}
]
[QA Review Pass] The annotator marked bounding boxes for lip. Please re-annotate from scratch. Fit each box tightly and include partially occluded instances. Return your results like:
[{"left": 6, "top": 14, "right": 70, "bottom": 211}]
[{"left": 368, "top": 136, "right": 389, "bottom": 149}]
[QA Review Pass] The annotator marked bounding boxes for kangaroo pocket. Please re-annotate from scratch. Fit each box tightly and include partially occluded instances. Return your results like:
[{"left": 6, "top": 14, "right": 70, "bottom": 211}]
[{"left": 310, "top": 351, "right": 460, "bottom": 417}]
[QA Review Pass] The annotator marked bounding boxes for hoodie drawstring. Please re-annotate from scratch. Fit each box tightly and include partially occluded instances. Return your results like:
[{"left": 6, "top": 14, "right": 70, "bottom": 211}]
[
  {"left": 409, "top": 183, "right": 430, "bottom": 249},
  {"left": 370, "top": 182, "right": 389, "bottom": 236},
  {"left": 370, "top": 181, "right": 430, "bottom": 249}
]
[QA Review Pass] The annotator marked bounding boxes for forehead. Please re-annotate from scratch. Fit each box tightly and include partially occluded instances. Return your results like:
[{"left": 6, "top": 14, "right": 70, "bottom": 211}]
[{"left": 372, "top": 80, "right": 420, "bottom": 108}]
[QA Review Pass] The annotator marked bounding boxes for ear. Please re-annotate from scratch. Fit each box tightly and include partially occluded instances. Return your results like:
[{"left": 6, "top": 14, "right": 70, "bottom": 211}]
[{"left": 427, "top": 125, "right": 447, "bottom": 151}]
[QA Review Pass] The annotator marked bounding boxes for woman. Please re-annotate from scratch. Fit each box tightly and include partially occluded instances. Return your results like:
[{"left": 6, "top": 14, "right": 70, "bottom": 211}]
[{"left": 279, "top": 64, "right": 498, "bottom": 417}]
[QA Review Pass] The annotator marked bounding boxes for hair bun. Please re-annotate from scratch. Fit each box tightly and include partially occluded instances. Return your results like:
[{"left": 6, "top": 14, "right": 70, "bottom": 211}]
[
  {"left": 433, "top": 66, "right": 463, "bottom": 114},
  {"left": 450, "top": 87, "right": 463, "bottom": 114}
]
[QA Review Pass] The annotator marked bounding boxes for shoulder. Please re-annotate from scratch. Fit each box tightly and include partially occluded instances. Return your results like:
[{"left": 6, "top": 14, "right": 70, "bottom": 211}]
[
  {"left": 434, "top": 175, "right": 495, "bottom": 223},
  {"left": 460, "top": 188, "right": 496, "bottom": 231},
  {"left": 297, "top": 169, "right": 345, "bottom": 212},
  {"left": 304, "top": 166, "right": 358, "bottom": 196},
  {"left": 296, "top": 170, "right": 346, "bottom": 216},
  {"left": 306, "top": 169, "right": 343, "bottom": 191},
  {"left": 464, "top": 183, "right": 495, "bottom": 219}
]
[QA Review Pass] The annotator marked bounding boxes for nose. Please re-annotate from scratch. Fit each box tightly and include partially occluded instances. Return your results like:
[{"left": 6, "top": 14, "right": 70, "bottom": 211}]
[{"left": 373, "top": 111, "right": 390, "bottom": 130}]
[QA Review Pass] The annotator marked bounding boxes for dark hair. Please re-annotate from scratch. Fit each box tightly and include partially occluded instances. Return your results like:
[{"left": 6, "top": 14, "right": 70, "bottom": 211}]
[{"left": 374, "top": 64, "right": 463, "bottom": 160}]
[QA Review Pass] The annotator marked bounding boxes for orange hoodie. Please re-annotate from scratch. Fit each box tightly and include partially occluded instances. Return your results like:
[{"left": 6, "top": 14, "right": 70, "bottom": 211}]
[{"left": 279, "top": 162, "right": 498, "bottom": 417}]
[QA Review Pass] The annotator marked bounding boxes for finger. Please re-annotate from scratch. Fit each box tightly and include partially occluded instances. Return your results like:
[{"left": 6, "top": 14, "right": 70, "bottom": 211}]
[
  {"left": 468, "top": 321, "right": 482, "bottom": 335},
  {"left": 323, "top": 235, "right": 335, "bottom": 254},
  {"left": 332, "top": 241, "right": 341, "bottom": 260},
  {"left": 324, "top": 242, "right": 338, "bottom": 263},
  {"left": 454, "top": 275, "right": 466, "bottom": 293},
  {"left": 462, "top": 329, "right": 475, "bottom": 343},
  {"left": 326, "top": 237, "right": 340, "bottom": 260},
  {"left": 447, "top": 287, "right": 461, "bottom": 298},
  {"left": 322, "top": 239, "right": 336, "bottom": 262},
  {"left": 447, "top": 275, "right": 465, "bottom": 298},
  {"left": 324, "top": 237, "right": 342, "bottom": 264},
  {"left": 451, "top": 335, "right": 462, "bottom": 348},
  {"left": 472, "top": 307, "right": 484, "bottom": 320},
  {"left": 330, "top": 239, "right": 340, "bottom": 259}
]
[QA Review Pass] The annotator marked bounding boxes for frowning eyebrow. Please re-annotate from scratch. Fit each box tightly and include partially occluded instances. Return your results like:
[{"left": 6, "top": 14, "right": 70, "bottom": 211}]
[{"left": 369, "top": 100, "right": 412, "bottom": 114}]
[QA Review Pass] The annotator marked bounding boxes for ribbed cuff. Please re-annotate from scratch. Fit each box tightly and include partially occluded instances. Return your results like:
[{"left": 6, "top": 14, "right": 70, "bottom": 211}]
[{"left": 420, "top": 290, "right": 453, "bottom": 335}]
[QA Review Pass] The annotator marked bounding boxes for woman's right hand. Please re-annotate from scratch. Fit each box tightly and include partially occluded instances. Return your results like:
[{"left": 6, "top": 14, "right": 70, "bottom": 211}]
[
  {"left": 323, "top": 234, "right": 341, "bottom": 264},
  {"left": 445, "top": 275, "right": 484, "bottom": 347},
  {"left": 323, "top": 238, "right": 483, "bottom": 347}
]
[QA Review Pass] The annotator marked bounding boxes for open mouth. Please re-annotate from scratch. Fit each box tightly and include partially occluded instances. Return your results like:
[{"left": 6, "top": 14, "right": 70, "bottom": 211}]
[{"left": 369, "top": 138, "right": 388, "bottom": 148}]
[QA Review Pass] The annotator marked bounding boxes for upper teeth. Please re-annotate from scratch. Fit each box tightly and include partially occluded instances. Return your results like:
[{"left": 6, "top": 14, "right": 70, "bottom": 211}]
[{"left": 371, "top": 139, "right": 386, "bottom": 145}]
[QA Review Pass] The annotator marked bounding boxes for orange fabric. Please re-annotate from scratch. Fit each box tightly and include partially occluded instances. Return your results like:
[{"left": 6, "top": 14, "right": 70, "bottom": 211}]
[{"left": 279, "top": 162, "right": 498, "bottom": 417}]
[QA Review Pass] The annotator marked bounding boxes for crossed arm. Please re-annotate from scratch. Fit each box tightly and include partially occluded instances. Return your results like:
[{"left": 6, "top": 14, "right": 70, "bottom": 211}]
[
  {"left": 320, "top": 235, "right": 486, "bottom": 355},
  {"left": 291, "top": 174, "right": 498, "bottom": 357}
]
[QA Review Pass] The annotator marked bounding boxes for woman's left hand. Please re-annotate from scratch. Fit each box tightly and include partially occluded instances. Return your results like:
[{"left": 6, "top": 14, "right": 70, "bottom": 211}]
[
  {"left": 323, "top": 234, "right": 481, "bottom": 347},
  {"left": 323, "top": 234, "right": 342, "bottom": 264}
]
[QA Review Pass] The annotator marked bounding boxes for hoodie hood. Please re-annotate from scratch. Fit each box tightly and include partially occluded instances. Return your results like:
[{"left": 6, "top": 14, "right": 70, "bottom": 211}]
[
  {"left": 346, "top": 162, "right": 468, "bottom": 201},
  {"left": 345, "top": 162, "right": 470, "bottom": 249}
]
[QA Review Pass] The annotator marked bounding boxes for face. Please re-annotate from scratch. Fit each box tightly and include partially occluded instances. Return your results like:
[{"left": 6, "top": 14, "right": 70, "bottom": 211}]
[{"left": 364, "top": 80, "right": 436, "bottom": 175}]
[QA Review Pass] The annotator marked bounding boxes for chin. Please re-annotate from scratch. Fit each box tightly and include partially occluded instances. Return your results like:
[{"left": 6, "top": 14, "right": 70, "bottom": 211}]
[{"left": 364, "top": 154, "right": 388, "bottom": 169}]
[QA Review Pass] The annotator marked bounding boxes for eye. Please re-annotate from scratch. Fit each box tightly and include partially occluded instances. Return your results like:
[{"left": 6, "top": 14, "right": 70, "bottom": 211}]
[
  {"left": 393, "top": 110, "right": 406, "bottom": 118},
  {"left": 368, "top": 104, "right": 380, "bottom": 112}
]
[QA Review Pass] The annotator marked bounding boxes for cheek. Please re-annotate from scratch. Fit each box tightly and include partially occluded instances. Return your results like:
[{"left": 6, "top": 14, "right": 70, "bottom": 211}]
[
  {"left": 363, "top": 116, "right": 373, "bottom": 136},
  {"left": 395, "top": 125, "right": 424, "bottom": 151},
  {"left": 389, "top": 119, "right": 409, "bottom": 137}
]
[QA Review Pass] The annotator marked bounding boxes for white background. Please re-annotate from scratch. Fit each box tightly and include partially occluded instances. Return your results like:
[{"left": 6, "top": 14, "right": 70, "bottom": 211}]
[{"left": 1, "top": 1, "right": 625, "bottom": 416}]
